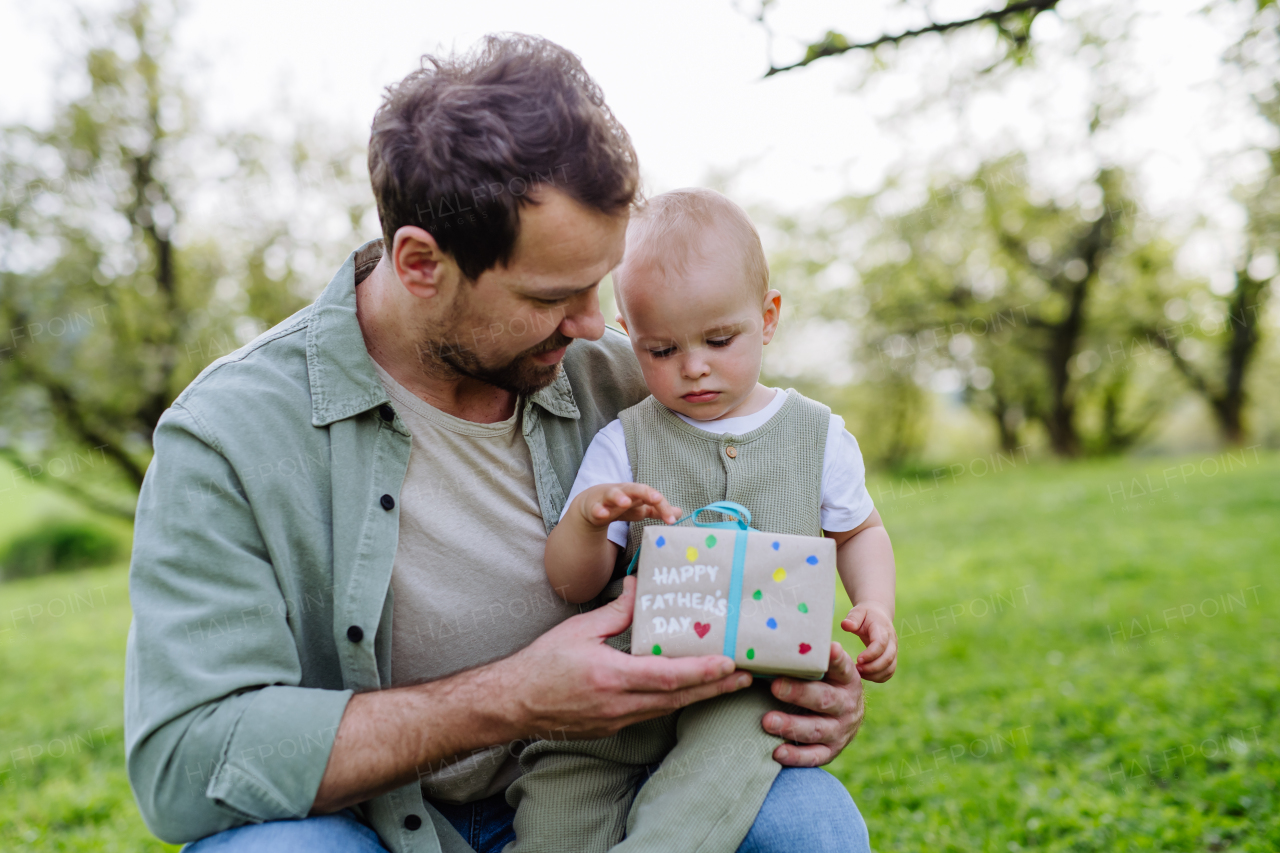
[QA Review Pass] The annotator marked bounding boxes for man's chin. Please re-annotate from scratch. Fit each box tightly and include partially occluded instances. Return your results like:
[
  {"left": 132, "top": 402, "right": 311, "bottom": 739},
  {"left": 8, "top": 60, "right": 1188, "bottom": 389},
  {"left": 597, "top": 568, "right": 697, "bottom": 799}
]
[{"left": 468, "top": 356, "right": 562, "bottom": 397}]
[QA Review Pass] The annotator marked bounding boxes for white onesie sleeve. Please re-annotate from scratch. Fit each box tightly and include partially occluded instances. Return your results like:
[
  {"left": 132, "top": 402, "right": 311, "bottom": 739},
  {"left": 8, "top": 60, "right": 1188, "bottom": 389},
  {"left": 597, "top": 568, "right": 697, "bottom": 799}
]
[
  {"left": 562, "top": 419, "right": 634, "bottom": 548},
  {"left": 819, "top": 414, "right": 876, "bottom": 533}
]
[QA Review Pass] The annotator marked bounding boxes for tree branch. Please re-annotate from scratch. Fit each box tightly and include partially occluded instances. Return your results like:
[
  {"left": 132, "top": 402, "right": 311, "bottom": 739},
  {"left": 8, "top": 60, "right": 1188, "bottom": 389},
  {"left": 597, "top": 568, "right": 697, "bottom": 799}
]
[
  {"left": 765, "top": 0, "right": 1060, "bottom": 77},
  {"left": 0, "top": 445, "right": 136, "bottom": 520}
]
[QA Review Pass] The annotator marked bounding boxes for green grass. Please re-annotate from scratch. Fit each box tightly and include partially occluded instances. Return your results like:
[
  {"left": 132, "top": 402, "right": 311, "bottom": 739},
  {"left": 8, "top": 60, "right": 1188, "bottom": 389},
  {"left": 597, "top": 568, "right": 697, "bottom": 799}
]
[
  {"left": 0, "top": 454, "right": 1275, "bottom": 851},
  {"left": 830, "top": 450, "right": 1279, "bottom": 851}
]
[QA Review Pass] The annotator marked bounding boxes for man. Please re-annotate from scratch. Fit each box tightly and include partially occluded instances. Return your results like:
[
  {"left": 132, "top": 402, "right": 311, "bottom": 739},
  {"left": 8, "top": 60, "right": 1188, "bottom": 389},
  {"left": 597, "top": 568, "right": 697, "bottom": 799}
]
[{"left": 125, "top": 34, "right": 870, "bottom": 853}]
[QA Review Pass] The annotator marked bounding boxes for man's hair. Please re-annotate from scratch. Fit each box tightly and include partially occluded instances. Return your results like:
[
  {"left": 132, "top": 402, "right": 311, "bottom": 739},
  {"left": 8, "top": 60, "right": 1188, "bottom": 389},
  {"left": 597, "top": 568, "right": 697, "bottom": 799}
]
[
  {"left": 368, "top": 34, "right": 640, "bottom": 280},
  {"left": 613, "top": 188, "right": 769, "bottom": 313}
]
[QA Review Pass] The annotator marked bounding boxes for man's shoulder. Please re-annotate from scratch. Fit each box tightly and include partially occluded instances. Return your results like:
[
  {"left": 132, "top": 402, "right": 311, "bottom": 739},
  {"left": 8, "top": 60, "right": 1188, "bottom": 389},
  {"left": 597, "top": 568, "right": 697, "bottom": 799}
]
[
  {"left": 169, "top": 306, "right": 316, "bottom": 440},
  {"left": 560, "top": 326, "right": 648, "bottom": 424}
]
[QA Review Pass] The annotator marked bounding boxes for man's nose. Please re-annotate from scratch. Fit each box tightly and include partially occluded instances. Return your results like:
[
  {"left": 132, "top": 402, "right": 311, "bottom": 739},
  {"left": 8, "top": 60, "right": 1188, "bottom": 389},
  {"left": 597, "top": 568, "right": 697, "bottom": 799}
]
[{"left": 558, "top": 290, "right": 606, "bottom": 342}]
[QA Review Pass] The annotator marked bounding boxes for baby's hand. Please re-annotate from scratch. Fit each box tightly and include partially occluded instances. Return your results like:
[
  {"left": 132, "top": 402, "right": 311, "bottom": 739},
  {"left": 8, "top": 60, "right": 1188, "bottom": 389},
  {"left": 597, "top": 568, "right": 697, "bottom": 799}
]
[
  {"left": 841, "top": 603, "right": 897, "bottom": 683},
  {"left": 576, "top": 483, "right": 682, "bottom": 529}
]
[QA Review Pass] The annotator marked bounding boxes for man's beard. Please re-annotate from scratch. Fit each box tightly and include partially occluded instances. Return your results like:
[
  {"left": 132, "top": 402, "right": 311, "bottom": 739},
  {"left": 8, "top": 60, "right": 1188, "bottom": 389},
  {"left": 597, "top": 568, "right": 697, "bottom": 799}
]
[{"left": 419, "top": 327, "right": 573, "bottom": 396}]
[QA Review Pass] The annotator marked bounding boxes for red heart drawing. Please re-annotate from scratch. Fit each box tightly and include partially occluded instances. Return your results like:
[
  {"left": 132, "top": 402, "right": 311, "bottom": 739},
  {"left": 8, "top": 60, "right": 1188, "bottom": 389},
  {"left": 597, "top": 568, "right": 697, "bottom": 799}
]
[
  {"left": 694, "top": 622, "right": 710, "bottom": 638},
  {"left": 798, "top": 643, "right": 812, "bottom": 654}
]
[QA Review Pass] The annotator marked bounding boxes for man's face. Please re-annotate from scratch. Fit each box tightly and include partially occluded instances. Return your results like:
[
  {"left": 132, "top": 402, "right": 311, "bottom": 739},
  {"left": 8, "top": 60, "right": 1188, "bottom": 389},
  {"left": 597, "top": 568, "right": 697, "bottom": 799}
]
[{"left": 419, "top": 188, "right": 627, "bottom": 395}]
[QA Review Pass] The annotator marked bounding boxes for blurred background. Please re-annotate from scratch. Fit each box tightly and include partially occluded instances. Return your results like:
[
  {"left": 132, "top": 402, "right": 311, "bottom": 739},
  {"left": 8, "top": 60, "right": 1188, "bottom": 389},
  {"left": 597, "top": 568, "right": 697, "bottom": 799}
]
[{"left": 0, "top": 1, "right": 1275, "bottom": 850}]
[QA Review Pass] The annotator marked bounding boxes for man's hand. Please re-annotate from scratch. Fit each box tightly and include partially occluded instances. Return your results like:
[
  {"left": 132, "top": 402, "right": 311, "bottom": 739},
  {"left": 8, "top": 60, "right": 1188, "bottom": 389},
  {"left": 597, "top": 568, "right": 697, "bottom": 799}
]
[
  {"left": 502, "top": 575, "right": 751, "bottom": 739},
  {"left": 313, "top": 576, "right": 750, "bottom": 814},
  {"left": 841, "top": 601, "right": 898, "bottom": 682},
  {"left": 761, "top": 642, "right": 866, "bottom": 767}
]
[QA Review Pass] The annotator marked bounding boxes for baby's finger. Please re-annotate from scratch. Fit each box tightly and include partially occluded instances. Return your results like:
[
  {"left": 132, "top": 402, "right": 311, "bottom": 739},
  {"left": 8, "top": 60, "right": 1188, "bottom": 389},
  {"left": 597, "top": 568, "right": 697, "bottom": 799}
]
[
  {"left": 857, "top": 637, "right": 886, "bottom": 664},
  {"left": 839, "top": 606, "right": 867, "bottom": 635},
  {"left": 858, "top": 639, "right": 898, "bottom": 678},
  {"left": 856, "top": 622, "right": 888, "bottom": 662},
  {"left": 859, "top": 657, "right": 896, "bottom": 683},
  {"left": 650, "top": 494, "right": 682, "bottom": 524}
]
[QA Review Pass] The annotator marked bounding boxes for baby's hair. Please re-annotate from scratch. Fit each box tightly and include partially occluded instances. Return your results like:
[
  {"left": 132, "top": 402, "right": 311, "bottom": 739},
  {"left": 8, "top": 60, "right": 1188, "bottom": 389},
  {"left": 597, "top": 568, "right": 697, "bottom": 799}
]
[{"left": 613, "top": 188, "right": 769, "bottom": 314}]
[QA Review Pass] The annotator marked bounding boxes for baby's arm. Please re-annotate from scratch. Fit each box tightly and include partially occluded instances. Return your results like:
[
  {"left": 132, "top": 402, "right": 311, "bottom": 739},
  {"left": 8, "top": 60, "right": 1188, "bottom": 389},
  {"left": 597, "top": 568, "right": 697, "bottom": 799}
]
[
  {"left": 546, "top": 484, "right": 682, "bottom": 604},
  {"left": 826, "top": 511, "right": 897, "bottom": 682}
]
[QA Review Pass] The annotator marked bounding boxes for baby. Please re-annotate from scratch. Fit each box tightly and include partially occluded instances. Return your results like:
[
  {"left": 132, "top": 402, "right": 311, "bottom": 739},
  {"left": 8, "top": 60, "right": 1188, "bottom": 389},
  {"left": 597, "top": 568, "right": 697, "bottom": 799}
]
[{"left": 506, "top": 189, "right": 897, "bottom": 853}]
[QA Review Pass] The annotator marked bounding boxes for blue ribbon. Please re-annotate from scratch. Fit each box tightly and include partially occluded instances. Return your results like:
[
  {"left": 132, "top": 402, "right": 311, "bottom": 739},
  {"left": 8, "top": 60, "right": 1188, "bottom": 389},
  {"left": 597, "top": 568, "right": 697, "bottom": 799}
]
[{"left": 626, "top": 502, "right": 756, "bottom": 660}]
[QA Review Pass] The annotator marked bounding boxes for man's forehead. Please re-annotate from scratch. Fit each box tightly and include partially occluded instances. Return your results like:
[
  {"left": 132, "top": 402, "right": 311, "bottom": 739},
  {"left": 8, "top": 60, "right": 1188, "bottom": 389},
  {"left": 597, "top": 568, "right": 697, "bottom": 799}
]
[{"left": 508, "top": 187, "right": 627, "bottom": 281}]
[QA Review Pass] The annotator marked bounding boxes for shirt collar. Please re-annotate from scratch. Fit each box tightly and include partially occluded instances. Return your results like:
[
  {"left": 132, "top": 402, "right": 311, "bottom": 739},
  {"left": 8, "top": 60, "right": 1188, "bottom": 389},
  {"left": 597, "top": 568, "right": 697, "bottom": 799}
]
[{"left": 306, "top": 239, "right": 581, "bottom": 426}]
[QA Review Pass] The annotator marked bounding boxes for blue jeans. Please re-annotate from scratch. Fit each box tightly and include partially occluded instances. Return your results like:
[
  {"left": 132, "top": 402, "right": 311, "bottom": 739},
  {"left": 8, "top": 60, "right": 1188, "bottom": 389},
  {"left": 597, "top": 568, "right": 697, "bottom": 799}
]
[{"left": 184, "top": 766, "right": 870, "bottom": 853}]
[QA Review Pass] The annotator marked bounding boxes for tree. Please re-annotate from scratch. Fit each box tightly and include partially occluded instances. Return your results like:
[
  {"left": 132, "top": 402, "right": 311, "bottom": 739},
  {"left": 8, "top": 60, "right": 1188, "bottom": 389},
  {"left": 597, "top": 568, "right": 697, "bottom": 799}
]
[
  {"left": 0, "top": 1, "right": 370, "bottom": 517},
  {"left": 1124, "top": 0, "right": 1280, "bottom": 446},
  {"left": 756, "top": 0, "right": 1062, "bottom": 78},
  {"left": 771, "top": 156, "right": 1176, "bottom": 458}
]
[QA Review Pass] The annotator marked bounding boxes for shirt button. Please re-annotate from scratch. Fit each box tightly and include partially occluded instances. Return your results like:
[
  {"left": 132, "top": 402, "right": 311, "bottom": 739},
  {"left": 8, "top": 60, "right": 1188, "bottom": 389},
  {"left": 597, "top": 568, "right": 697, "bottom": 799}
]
[
  {"left": 725, "top": 446, "right": 738, "bottom": 458},
  {"left": 378, "top": 404, "right": 395, "bottom": 422},
  {"left": 380, "top": 494, "right": 396, "bottom": 511},
  {"left": 346, "top": 625, "right": 364, "bottom": 643},
  {"left": 403, "top": 814, "right": 422, "bottom": 831}
]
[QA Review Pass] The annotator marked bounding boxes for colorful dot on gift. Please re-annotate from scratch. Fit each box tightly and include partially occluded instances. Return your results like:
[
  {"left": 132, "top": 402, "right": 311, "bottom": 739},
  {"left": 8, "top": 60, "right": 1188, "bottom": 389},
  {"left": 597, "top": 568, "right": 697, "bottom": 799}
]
[
  {"left": 797, "top": 602, "right": 809, "bottom": 613},
  {"left": 656, "top": 536, "right": 665, "bottom": 548},
  {"left": 746, "top": 648, "right": 755, "bottom": 660},
  {"left": 806, "top": 555, "right": 819, "bottom": 565},
  {"left": 705, "top": 534, "right": 717, "bottom": 548},
  {"left": 652, "top": 644, "right": 662, "bottom": 655},
  {"left": 798, "top": 643, "right": 812, "bottom": 655},
  {"left": 772, "top": 568, "right": 787, "bottom": 582},
  {"left": 686, "top": 546, "right": 699, "bottom": 562},
  {"left": 766, "top": 617, "right": 778, "bottom": 630},
  {"left": 771, "top": 541, "right": 780, "bottom": 551},
  {"left": 752, "top": 589, "right": 762, "bottom": 600}
]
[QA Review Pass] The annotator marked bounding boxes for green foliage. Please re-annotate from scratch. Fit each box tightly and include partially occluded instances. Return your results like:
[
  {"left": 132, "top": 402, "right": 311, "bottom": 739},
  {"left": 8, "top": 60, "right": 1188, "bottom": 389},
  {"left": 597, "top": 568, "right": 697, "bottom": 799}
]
[
  {"left": 767, "top": 155, "right": 1215, "bottom": 461},
  {"left": 0, "top": 564, "right": 177, "bottom": 852},
  {"left": 0, "top": 521, "right": 120, "bottom": 582},
  {"left": 0, "top": 0, "right": 370, "bottom": 514},
  {"left": 828, "top": 451, "right": 1279, "bottom": 851},
  {"left": 1, "top": 456, "right": 1274, "bottom": 849}
]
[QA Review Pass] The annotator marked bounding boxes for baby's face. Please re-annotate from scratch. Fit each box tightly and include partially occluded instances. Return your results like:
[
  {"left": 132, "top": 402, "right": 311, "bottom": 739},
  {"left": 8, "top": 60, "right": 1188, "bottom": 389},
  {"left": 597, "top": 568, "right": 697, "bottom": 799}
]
[{"left": 618, "top": 233, "right": 778, "bottom": 421}]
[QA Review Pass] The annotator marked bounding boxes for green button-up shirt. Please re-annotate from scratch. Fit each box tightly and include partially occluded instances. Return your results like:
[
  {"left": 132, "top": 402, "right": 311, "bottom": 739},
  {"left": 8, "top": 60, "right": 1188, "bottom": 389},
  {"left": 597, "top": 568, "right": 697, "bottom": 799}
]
[{"left": 124, "top": 239, "right": 648, "bottom": 850}]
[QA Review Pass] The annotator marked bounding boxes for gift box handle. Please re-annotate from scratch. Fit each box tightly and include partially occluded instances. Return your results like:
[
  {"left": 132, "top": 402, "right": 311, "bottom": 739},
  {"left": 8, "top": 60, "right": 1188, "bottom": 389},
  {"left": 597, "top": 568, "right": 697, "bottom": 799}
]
[
  {"left": 624, "top": 501, "right": 753, "bottom": 576},
  {"left": 691, "top": 501, "right": 752, "bottom": 529}
]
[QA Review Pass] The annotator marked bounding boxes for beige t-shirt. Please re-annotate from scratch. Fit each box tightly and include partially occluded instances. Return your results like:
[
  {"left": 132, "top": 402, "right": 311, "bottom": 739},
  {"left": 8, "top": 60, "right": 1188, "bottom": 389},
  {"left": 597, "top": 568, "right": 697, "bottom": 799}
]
[{"left": 373, "top": 362, "right": 580, "bottom": 804}]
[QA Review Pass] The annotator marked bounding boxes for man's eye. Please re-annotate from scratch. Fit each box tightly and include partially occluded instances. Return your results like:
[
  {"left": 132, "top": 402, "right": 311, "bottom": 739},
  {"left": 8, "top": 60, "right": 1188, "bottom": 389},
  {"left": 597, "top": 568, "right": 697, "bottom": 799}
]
[
  {"left": 649, "top": 346, "right": 676, "bottom": 358},
  {"left": 707, "top": 336, "right": 736, "bottom": 348}
]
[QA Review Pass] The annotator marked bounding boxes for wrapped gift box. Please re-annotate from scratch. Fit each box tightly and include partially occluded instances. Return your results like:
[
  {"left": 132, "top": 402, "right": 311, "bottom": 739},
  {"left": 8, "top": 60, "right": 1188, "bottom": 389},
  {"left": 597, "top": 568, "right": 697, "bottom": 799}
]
[{"left": 629, "top": 511, "right": 836, "bottom": 679}]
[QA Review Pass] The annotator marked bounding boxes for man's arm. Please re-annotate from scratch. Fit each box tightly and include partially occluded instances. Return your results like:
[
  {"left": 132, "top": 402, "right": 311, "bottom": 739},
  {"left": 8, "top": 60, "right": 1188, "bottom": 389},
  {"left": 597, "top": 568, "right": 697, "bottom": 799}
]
[
  {"left": 128, "top": 407, "right": 751, "bottom": 836},
  {"left": 126, "top": 406, "right": 354, "bottom": 843},
  {"left": 313, "top": 576, "right": 750, "bottom": 812}
]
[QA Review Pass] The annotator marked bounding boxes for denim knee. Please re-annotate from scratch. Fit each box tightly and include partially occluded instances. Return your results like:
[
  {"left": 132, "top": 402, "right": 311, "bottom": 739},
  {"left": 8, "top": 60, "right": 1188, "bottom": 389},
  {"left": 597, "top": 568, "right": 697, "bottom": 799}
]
[
  {"left": 737, "top": 767, "right": 870, "bottom": 853},
  {"left": 182, "top": 810, "right": 389, "bottom": 853}
]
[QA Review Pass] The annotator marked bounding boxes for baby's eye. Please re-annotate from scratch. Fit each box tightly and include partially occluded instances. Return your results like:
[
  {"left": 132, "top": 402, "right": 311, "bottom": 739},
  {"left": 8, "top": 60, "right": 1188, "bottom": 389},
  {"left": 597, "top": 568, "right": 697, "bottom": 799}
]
[
  {"left": 707, "top": 336, "right": 736, "bottom": 348},
  {"left": 648, "top": 346, "right": 676, "bottom": 358}
]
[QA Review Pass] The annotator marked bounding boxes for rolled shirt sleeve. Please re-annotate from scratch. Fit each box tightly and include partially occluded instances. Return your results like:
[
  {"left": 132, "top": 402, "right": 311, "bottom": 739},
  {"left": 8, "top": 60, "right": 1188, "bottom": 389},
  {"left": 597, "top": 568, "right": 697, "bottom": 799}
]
[{"left": 124, "top": 404, "right": 352, "bottom": 843}]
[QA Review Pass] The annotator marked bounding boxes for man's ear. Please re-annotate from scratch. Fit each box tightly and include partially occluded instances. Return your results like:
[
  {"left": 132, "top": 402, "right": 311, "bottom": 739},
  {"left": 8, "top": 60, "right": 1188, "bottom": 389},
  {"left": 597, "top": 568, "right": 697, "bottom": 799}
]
[
  {"left": 615, "top": 314, "right": 629, "bottom": 336},
  {"left": 391, "top": 226, "right": 456, "bottom": 299},
  {"left": 761, "top": 289, "right": 782, "bottom": 344}
]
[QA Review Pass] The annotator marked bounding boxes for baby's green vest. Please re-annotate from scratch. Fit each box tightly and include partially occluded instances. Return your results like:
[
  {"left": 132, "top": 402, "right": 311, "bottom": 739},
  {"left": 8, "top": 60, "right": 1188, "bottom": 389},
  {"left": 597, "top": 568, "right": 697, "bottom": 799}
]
[{"left": 619, "top": 389, "right": 831, "bottom": 560}]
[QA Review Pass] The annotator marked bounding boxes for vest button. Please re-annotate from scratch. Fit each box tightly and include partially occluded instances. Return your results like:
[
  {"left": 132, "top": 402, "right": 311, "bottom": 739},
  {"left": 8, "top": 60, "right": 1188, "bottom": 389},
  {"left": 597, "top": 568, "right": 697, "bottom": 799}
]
[
  {"left": 378, "top": 404, "right": 395, "bottom": 422},
  {"left": 725, "top": 446, "right": 738, "bottom": 458},
  {"left": 346, "top": 625, "right": 363, "bottom": 643},
  {"left": 380, "top": 494, "right": 396, "bottom": 511},
  {"left": 403, "top": 814, "right": 422, "bottom": 831}
]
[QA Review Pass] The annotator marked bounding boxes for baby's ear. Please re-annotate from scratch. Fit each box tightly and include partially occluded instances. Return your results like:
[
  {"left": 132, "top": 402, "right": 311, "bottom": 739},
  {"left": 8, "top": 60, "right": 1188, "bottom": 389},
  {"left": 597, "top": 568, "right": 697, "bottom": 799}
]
[{"left": 760, "top": 289, "right": 783, "bottom": 344}]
